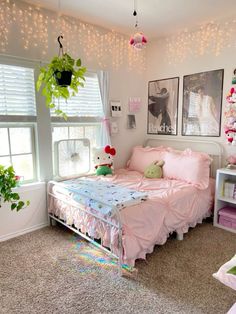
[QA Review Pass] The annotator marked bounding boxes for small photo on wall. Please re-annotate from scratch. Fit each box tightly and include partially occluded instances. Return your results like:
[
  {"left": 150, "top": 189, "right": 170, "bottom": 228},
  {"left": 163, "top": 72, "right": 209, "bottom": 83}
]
[
  {"left": 111, "top": 101, "right": 122, "bottom": 117},
  {"left": 127, "top": 114, "right": 136, "bottom": 129},
  {"left": 148, "top": 77, "right": 179, "bottom": 135},
  {"left": 111, "top": 121, "right": 119, "bottom": 134},
  {"left": 182, "top": 69, "right": 224, "bottom": 137}
]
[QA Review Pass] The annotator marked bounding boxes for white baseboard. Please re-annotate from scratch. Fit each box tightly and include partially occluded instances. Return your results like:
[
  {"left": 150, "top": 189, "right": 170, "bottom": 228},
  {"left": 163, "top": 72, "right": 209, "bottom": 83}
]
[{"left": 0, "top": 222, "right": 49, "bottom": 242}]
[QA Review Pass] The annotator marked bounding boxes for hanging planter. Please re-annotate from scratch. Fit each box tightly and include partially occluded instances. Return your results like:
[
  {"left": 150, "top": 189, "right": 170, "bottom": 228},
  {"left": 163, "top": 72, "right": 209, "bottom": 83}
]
[
  {"left": 37, "top": 36, "right": 86, "bottom": 120},
  {"left": 54, "top": 70, "right": 73, "bottom": 86}
]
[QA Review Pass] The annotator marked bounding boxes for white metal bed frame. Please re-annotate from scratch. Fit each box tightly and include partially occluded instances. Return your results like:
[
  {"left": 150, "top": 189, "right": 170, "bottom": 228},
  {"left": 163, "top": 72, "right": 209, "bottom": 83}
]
[
  {"left": 47, "top": 182, "right": 124, "bottom": 275},
  {"left": 48, "top": 138, "right": 223, "bottom": 275}
]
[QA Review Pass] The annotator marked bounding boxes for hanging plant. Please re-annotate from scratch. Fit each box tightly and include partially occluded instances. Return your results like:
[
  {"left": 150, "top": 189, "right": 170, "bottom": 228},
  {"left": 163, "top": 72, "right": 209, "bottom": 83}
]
[
  {"left": 0, "top": 165, "right": 30, "bottom": 211},
  {"left": 37, "top": 36, "right": 86, "bottom": 120}
]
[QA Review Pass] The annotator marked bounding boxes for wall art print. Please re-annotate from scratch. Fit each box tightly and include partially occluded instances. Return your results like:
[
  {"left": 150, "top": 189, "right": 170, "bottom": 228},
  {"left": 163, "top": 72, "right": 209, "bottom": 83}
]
[
  {"left": 148, "top": 77, "right": 179, "bottom": 135},
  {"left": 182, "top": 69, "right": 224, "bottom": 137}
]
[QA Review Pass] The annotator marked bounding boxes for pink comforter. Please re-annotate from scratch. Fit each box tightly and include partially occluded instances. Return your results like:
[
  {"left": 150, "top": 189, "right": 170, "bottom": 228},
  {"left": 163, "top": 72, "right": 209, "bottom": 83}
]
[{"left": 48, "top": 169, "right": 214, "bottom": 266}]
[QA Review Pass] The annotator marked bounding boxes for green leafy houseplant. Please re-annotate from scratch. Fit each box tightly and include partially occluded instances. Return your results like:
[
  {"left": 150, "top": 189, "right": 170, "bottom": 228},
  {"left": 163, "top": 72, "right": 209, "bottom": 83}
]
[
  {"left": 37, "top": 53, "right": 86, "bottom": 120},
  {"left": 0, "top": 165, "right": 29, "bottom": 211}
]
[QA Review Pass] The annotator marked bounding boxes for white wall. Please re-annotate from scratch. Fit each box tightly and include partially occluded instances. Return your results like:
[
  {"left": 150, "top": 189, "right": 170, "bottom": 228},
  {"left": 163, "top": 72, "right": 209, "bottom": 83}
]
[
  {"left": 145, "top": 37, "right": 236, "bottom": 164},
  {"left": 0, "top": 183, "right": 47, "bottom": 241}
]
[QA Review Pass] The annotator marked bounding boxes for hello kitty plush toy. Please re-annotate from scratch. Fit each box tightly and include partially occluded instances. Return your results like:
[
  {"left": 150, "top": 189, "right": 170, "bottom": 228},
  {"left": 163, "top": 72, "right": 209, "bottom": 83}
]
[{"left": 93, "top": 145, "right": 116, "bottom": 176}]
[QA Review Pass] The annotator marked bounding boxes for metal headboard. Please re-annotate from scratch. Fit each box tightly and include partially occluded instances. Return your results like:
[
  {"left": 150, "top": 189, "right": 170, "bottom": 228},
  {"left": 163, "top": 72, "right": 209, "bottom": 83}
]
[{"left": 144, "top": 138, "right": 223, "bottom": 178}]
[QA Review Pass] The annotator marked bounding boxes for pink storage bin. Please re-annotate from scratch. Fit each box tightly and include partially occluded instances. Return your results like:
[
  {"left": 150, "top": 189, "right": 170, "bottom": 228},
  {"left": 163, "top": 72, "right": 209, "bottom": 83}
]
[{"left": 218, "top": 206, "right": 236, "bottom": 230}]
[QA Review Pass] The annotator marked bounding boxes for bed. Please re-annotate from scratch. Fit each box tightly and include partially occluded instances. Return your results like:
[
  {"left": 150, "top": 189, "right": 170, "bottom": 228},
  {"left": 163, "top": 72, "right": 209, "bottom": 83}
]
[{"left": 47, "top": 138, "right": 222, "bottom": 274}]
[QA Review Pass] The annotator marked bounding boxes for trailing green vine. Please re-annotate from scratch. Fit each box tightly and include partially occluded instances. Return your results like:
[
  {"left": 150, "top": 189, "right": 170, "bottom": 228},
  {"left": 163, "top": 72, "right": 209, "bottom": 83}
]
[
  {"left": 37, "top": 53, "right": 86, "bottom": 120},
  {"left": 0, "top": 165, "right": 30, "bottom": 211}
]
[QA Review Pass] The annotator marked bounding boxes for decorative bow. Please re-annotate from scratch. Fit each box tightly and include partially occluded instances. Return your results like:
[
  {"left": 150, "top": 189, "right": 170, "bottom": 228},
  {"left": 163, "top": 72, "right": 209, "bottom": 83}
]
[{"left": 104, "top": 145, "right": 116, "bottom": 156}]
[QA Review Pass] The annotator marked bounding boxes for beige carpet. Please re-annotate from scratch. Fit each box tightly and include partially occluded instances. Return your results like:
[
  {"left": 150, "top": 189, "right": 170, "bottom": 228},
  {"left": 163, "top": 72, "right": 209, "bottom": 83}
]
[{"left": 0, "top": 221, "right": 235, "bottom": 314}]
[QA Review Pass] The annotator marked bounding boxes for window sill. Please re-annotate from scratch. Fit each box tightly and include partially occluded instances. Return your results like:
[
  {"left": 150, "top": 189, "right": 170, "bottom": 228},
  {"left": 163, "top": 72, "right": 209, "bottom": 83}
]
[{"left": 13, "top": 182, "right": 45, "bottom": 193}]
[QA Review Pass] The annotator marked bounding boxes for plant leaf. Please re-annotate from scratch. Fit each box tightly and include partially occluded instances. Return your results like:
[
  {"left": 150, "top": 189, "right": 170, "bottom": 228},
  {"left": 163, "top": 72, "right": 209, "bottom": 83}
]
[
  {"left": 227, "top": 266, "right": 236, "bottom": 275},
  {"left": 76, "top": 59, "right": 81, "bottom": 67}
]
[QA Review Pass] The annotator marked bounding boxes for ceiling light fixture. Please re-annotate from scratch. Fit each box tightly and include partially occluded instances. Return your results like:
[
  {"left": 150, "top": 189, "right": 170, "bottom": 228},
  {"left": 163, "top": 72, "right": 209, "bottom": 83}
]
[{"left": 129, "top": 0, "right": 147, "bottom": 50}]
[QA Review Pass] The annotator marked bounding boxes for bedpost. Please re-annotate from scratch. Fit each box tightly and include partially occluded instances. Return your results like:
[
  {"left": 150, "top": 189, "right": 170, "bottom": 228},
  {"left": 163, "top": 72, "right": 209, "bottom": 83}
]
[{"left": 176, "top": 232, "right": 184, "bottom": 241}]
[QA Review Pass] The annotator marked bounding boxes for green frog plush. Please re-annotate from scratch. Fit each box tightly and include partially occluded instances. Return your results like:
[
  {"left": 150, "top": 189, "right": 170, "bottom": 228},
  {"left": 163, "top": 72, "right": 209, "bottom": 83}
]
[{"left": 144, "top": 160, "right": 165, "bottom": 179}]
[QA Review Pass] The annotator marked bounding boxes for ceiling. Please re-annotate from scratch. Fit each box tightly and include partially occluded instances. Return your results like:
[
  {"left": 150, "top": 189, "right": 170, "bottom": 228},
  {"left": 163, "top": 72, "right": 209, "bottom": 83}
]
[{"left": 24, "top": 0, "right": 236, "bottom": 39}]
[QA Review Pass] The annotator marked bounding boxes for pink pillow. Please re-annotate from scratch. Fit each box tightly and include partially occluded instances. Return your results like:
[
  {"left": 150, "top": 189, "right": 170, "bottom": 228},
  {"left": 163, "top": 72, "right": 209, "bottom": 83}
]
[
  {"left": 163, "top": 149, "right": 212, "bottom": 189},
  {"left": 127, "top": 146, "right": 167, "bottom": 173}
]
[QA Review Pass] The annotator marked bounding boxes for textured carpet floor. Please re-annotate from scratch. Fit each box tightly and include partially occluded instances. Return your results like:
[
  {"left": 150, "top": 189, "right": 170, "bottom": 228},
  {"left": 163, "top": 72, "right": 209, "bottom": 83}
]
[{"left": 0, "top": 222, "right": 235, "bottom": 314}]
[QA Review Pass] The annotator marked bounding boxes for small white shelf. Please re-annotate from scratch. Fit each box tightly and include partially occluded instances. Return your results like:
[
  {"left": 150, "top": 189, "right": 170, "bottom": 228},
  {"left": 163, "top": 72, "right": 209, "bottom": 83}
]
[
  {"left": 217, "top": 196, "right": 236, "bottom": 205},
  {"left": 214, "top": 222, "right": 236, "bottom": 234},
  {"left": 214, "top": 168, "right": 236, "bottom": 233}
]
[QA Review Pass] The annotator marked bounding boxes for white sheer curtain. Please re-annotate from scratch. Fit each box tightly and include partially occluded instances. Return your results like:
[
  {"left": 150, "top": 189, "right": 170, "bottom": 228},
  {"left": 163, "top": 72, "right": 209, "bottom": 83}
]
[{"left": 98, "top": 70, "right": 111, "bottom": 146}]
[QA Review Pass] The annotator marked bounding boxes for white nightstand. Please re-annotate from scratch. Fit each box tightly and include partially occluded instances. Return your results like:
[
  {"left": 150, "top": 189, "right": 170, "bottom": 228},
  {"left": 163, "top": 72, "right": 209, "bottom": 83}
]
[{"left": 214, "top": 168, "right": 236, "bottom": 233}]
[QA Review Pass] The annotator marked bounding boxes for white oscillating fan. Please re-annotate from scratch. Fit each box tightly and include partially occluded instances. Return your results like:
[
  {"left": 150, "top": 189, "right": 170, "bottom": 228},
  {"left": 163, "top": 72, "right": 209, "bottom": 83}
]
[{"left": 54, "top": 138, "right": 90, "bottom": 178}]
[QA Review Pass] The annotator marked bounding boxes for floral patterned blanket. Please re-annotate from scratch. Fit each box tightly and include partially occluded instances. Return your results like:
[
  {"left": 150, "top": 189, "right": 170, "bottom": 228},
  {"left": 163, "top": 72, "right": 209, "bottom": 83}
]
[{"left": 60, "top": 177, "right": 148, "bottom": 216}]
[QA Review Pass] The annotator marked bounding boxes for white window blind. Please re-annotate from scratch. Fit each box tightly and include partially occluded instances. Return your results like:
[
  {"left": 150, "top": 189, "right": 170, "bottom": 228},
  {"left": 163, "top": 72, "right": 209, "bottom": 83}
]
[
  {"left": 51, "top": 72, "right": 103, "bottom": 119},
  {"left": 0, "top": 64, "right": 36, "bottom": 121}
]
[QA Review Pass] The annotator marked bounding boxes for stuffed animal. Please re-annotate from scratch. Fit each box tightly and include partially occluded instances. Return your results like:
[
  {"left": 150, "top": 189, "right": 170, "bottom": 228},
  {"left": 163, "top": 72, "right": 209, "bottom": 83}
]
[
  {"left": 227, "top": 155, "right": 236, "bottom": 165},
  {"left": 144, "top": 160, "right": 165, "bottom": 179},
  {"left": 129, "top": 32, "right": 147, "bottom": 50},
  {"left": 226, "top": 155, "right": 236, "bottom": 169},
  {"left": 225, "top": 128, "right": 236, "bottom": 145},
  {"left": 226, "top": 87, "right": 236, "bottom": 104},
  {"left": 93, "top": 145, "right": 116, "bottom": 176}
]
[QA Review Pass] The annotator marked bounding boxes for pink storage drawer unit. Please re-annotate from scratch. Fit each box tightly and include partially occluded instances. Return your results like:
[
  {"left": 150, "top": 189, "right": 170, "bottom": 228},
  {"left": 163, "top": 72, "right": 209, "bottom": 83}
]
[{"left": 218, "top": 206, "right": 236, "bottom": 230}]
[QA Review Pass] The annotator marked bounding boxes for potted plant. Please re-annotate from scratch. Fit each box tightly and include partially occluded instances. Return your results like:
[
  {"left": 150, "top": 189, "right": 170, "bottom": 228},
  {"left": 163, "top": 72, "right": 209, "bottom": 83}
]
[
  {"left": 0, "top": 165, "right": 29, "bottom": 211},
  {"left": 37, "top": 52, "right": 86, "bottom": 120}
]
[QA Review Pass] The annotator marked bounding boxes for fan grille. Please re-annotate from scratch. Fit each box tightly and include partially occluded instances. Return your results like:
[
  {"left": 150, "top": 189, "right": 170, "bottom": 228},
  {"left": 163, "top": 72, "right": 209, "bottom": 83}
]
[{"left": 55, "top": 138, "right": 90, "bottom": 178}]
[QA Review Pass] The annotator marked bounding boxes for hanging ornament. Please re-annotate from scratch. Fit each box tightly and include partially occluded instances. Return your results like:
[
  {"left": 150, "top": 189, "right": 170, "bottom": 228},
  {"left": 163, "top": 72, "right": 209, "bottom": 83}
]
[{"left": 129, "top": 0, "right": 147, "bottom": 50}]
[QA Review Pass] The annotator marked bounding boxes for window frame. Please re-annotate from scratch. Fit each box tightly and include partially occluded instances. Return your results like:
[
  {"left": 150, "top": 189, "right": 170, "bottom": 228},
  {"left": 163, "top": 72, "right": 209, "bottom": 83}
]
[
  {"left": 0, "top": 123, "right": 37, "bottom": 183},
  {"left": 50, "top": 70, "right": 103, "bottom": 123},
  {"left": 0, "top": 56, "right": 40, "bottom": 183}
]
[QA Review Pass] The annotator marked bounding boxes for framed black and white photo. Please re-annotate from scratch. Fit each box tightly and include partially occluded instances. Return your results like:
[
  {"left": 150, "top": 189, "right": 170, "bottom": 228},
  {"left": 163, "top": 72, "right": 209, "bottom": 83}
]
[
  {"left": 148, "top": 77, "right": 179, "bottom": 135},
  {"left": 110, "top": 101, "right": 122, "bottom": 117},
  {"left": 182, "top": 69, "right": 224, "bottom": 137}
]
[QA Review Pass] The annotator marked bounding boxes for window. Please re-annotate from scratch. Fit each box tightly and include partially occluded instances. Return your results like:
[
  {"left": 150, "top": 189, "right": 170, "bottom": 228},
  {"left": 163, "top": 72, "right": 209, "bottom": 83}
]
[
  {"left": 51, "top": 72, "right": 103, "bottom": 176},
  {"left": 0, "top": 64, "right": 36, "bottom": 118},
  {"left": 50, "top": 72, "right": 103, "bottom": 118},
  {"left": 0, "top": 63, "right": 37, "bottom": 182},
  {"left": 0, "top": 126, "right": 36, "bottom": 181},
  {"left": 52, "top": 124, "right": 101, "bottom": 148}
]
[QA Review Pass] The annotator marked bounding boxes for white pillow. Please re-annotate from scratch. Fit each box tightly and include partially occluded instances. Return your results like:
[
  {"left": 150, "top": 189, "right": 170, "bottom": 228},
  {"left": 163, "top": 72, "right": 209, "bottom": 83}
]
[{"left": 212, "top": 255, "right": 236, "bottom": 291}]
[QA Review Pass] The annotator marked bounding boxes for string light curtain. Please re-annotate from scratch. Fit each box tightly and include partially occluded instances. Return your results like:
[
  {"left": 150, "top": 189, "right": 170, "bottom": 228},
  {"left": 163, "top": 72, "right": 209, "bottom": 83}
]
[{"left": 0, "top": 0, "right": 146, "bottom": 71}]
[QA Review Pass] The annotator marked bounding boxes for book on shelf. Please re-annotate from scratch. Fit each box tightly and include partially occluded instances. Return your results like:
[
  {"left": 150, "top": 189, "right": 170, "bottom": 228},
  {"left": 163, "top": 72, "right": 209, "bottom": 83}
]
[{"left": 223, "top": 180, "right": 236, "bottom": 198}]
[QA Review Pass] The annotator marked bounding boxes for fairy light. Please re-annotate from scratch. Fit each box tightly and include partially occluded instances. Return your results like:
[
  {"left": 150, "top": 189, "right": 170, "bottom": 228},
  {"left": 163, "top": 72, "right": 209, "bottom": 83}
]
[
  {"left": 165, "top": 19, "right": 236, "bottom": 64},
  {"left": 0, "top": 0, "right": 12, "bottom": 52},
  {"left": 0, "top": 0, "right": 146, "bottom": 72}
]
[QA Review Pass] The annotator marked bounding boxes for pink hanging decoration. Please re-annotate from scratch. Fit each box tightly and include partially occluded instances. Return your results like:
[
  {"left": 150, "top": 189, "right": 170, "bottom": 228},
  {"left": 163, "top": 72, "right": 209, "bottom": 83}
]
[{"left": 129, "top": 32, "right": 147, "bottom": 50}]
